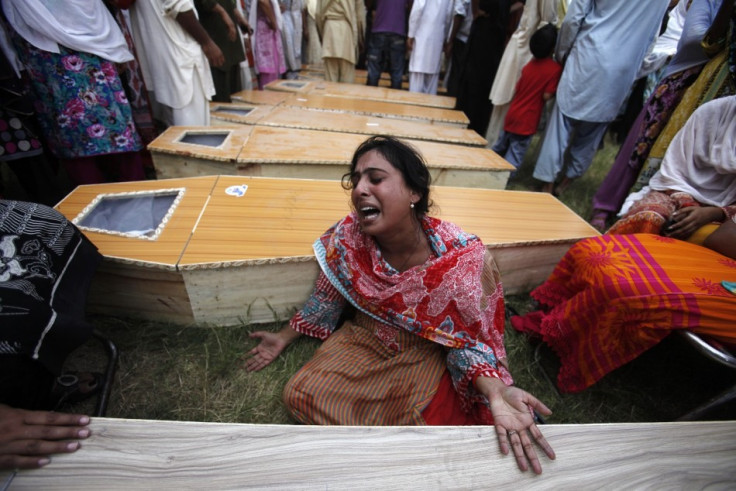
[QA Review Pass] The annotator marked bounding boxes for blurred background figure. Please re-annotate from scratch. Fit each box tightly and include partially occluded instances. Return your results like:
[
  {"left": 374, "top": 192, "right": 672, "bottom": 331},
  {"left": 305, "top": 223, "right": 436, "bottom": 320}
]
[{"left": 1, "top": 0, "right": 147, "bottom": 185}]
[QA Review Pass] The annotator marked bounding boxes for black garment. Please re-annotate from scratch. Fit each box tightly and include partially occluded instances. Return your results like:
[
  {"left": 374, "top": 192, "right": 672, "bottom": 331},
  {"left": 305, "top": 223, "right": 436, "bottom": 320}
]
[
  {"left": 195, "top": 0, "right": 246, "bottom": 102},
  {"left": 455, "top": 0, "right": 511, "bottom": 136},
  {"left": 445, "top": 37, "right": 467, "bottom": 97},
  {"left": 0, "top": 200, "right": 101, "bottom": 408}
]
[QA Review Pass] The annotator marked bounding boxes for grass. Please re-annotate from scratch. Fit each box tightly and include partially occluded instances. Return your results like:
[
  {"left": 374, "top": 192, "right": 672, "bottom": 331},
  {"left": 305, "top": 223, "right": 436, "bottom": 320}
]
[{"left": 53, "top": 130, "right": 736, "bottom": 423}]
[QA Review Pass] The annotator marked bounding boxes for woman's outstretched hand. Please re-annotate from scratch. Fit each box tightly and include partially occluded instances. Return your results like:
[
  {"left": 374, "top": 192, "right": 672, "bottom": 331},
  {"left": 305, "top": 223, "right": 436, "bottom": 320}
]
[
  {"left": 476, "top": 377, "right": 555, "bottom": 474},
  {"left": 242, "top": 326, "right": 301, "bottom": 372}
]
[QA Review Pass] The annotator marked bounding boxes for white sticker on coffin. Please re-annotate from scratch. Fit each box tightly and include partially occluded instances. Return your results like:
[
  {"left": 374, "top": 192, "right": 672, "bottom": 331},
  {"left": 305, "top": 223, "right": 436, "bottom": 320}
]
[{"left": 225, "top": 184, "right": 249, "bottom": 197}]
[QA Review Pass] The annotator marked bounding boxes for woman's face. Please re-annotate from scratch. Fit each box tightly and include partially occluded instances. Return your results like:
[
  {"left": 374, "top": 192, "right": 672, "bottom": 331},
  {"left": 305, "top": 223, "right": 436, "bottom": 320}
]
[{"left": 350, "top": 149, "right": 420, "bottom": 240}]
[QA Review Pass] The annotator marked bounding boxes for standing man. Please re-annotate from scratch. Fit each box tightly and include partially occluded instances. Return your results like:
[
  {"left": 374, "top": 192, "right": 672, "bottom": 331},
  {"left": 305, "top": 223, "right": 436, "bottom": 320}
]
[
  {"left": 532, "top": 0, "right": 670, "bottom": 195},
  {"left": 407, "top": 0, "right": 454, "bottom": 94},
  {"left": 280, "top": 0, "right": 304, "bottom": 79},
  {"left": 194, "top": 0, "right": 251, "bottom": 102},
  {"left": 364, "top": 0, "right": 412, "bottom": 89},
  {"left": 443, "top": 0, "right": 473, "bottom": 97},
  {"left": 316, "top": 0, "right": 365, "bottom": 83},
  {"left": 130, "top": 0, "right": 223, "bottom": 126}
]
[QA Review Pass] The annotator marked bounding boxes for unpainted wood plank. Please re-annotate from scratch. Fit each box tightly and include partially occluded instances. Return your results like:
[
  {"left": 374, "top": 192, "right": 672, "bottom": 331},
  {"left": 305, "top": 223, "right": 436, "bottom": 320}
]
[
  {"left": 184, "top": 260, "right": 318, "bottom": 325},
  {"left": 4, "top": 419, "right": 735, "bottom": 490},
  {"left": 86, "top": 262, "right": 195, "bottom": 324}
]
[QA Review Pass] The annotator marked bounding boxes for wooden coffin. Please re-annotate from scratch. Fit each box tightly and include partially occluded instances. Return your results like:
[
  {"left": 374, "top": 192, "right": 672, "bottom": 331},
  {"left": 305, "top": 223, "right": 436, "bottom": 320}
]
[
  {"left": 210, "top": 103, "right": 486, "bottom": 146},
  {"left": 230, "top": 90, "right": 467, "bottom": 126},
  {"left": 265, "top": 79, "right": 456, "bottom": 109},
  {"left": 55, "top": 176, "right": 597, "bottom": 326},
  {"left": 3, "top": 420, "right": 735, "bottom": 489},
  {"left": 149, "top": 126, "right": 513, "bottom": 189},
  {"left": 279, "top": 93, "right": 468, "bottom": 127},
  {"left": 353, "top": 68, "right": 411, "bottom": 90},
  {"left": 230, "top": 89, "right": 290, "bottom": 106},
  {"left": 208, "top": 102, "right": 274, "bottom": 125}
]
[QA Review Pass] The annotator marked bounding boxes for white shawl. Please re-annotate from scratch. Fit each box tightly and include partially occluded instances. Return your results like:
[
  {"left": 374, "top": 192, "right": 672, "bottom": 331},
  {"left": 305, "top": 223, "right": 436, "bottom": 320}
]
[
  {"left": 650, "top": 95, "right": 736, "bottom": 207},
  {"left": 1, "top": 0, "right": 132, "bottom": 63}
]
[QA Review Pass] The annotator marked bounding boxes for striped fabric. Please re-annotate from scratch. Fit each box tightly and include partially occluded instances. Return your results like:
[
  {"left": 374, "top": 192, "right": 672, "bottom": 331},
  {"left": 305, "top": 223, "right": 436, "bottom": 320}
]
[
  {"left": 284, "top": 312, "right": 446, "bottom": 425},
  {"left": 511, "top": 234, "right": 736, "bottom": 392}
]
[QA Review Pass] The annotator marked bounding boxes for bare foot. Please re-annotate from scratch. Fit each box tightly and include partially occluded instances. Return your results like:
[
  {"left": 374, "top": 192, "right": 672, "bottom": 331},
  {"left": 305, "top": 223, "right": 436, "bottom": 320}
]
[{"left": 554, "top": 177, "right": 573, "bottom": 196}]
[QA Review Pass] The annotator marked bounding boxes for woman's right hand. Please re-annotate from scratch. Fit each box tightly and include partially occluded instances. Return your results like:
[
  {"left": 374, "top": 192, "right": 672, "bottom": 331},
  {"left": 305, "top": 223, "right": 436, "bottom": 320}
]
[{"left": 242, "top": 326, "right": 300, "bottom": 371}]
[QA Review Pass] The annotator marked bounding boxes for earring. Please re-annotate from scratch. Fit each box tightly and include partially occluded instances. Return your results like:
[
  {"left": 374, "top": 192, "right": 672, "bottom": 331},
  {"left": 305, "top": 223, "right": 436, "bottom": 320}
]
[{"left": 410, "top": 202, "right": 415, "bottom": 209}]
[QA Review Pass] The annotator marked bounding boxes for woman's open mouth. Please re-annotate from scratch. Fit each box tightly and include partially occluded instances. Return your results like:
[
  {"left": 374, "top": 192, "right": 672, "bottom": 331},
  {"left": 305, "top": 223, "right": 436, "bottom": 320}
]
[{"left": 360, "top": 206, "right": 380, "bottom": 222}]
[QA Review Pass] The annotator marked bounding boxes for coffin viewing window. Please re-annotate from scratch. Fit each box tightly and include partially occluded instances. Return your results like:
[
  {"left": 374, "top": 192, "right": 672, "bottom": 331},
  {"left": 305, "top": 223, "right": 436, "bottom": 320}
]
[
  {"left": 282, "top": 81, "right": 307, "bottom": 89},
  {"left": 179, "top": 131, "right": 230, "bottom": 147},
  {"left": 73, "top": 189, "right": 185, "bottom": 240},
  {"left": 212, "top": 106, "right": 254, "bottom": 117}
]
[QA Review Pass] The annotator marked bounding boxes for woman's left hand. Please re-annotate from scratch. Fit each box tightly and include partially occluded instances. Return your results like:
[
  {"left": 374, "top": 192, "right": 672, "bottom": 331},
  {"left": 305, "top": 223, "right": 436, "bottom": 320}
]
[{"left": 476, "top": 377, "right": 555, "bottom": 474}]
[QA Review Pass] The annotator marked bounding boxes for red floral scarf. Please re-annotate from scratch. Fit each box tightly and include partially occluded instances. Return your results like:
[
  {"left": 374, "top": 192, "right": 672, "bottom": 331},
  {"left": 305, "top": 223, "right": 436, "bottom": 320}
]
[{"left": 314, "top": 212, "right": 507, "bottom": 361}]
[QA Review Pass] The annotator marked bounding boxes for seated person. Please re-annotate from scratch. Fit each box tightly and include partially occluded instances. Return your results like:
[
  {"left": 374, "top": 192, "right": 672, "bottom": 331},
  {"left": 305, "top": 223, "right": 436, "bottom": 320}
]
[
  {"left": 0, "top": 200, "right": 102, "bottom": 410},
  {"left": 704, "top": 218, "right": 736, "bottom": 260},
  {"left": 244, "top": 136, "right": 556, "bottom": 474},
  {"left": 0, "top": 200, "right": 100, "bottom": 471},
  {"left": 512, "top": 96, "right": 736, "bottom": 392},
  {"left": 608, "top": 95, "right": 736, "bottom": 244}
]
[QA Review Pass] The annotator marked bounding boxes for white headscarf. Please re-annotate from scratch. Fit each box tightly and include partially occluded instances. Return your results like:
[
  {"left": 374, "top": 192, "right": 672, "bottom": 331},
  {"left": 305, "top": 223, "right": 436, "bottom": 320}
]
[
  {"left": 1, "top": 0, "right": 132, "bottom": 63},
  {"left": 650, "top": 95, "right": 736, "bottom": 207}
]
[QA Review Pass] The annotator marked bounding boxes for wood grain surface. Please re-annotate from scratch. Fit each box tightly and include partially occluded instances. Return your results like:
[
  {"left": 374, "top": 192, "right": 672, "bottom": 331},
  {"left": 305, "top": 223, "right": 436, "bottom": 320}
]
[
  {"left": 55, "top": 177, "right": 597, "bottom": 324},
  {"left": 249, "top": 105, "right": 486, "bottom": 146},
  {"left": 148, "top": 125, "right": 253, "bottom": 161},
  {"left": 265, "top": 79, "right": 456, "bottom": 109},
  {"left": 280, "top": 93, "right": 468, "bottom": 126},
  {"left": 231, "top": 89, "right": 291, "bottom": 106},
  {"left": 56, "top": 176, "right": 595, "bottom": 266},
  {"left": 4, "top": 419, "right": 734, "bottom": 490}
]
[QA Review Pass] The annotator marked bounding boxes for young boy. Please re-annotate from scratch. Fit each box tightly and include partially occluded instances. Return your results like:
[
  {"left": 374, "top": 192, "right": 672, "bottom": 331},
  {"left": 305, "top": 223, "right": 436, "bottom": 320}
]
[{"left": 492, "top": 24, "right": 561, "bottom": 180}]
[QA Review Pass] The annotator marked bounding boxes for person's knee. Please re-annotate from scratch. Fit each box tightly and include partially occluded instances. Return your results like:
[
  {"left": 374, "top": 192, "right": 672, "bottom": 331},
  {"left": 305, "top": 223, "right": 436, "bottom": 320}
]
[{"left": 281, "top": 374, "right": 309, "bottom": 423}]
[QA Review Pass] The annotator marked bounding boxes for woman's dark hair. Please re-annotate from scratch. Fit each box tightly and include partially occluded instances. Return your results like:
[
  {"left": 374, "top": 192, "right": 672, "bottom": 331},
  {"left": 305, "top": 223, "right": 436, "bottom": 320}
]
[
  {"left": 530, "top": 24, "right": 558, "bottom": 59},
  {"left": 342, "top": 135, "right": 432, "bottom": 216}
]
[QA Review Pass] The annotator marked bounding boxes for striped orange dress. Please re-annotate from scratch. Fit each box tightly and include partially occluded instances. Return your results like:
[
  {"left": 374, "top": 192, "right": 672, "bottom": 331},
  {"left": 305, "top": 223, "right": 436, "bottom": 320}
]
[
  {"left": 282, "top": 213, "right": 513, "bottom": 425},
  {"left": 512, "top": 234, "right": 736, "bottom": 392}
]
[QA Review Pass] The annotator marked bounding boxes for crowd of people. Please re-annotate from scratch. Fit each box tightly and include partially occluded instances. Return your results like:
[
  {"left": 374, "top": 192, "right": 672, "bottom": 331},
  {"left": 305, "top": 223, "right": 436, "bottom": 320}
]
[{"left": 2, "top": 0, "right": 736, "bottom": 478}]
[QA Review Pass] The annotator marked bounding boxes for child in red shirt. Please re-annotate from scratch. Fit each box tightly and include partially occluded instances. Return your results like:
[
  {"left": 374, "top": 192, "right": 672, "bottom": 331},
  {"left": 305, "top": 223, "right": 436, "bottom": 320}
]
[{"left": 492, "top": 24, "right": 562, "bottom": 180}]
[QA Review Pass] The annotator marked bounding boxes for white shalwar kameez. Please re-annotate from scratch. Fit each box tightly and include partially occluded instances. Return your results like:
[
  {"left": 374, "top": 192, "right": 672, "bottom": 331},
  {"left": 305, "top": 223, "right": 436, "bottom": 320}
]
[
  {"left": 532, "top": 0, "right": 670, "bottom": 184},
  {"left": 407, "top": 0, "right": 453, "bottom": 94},
  {"left": 129, "top": 0, "right": 215, "bottom": 126},
  {"left": 280, "top": 0, "right": 304, "bottom": 77}
]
